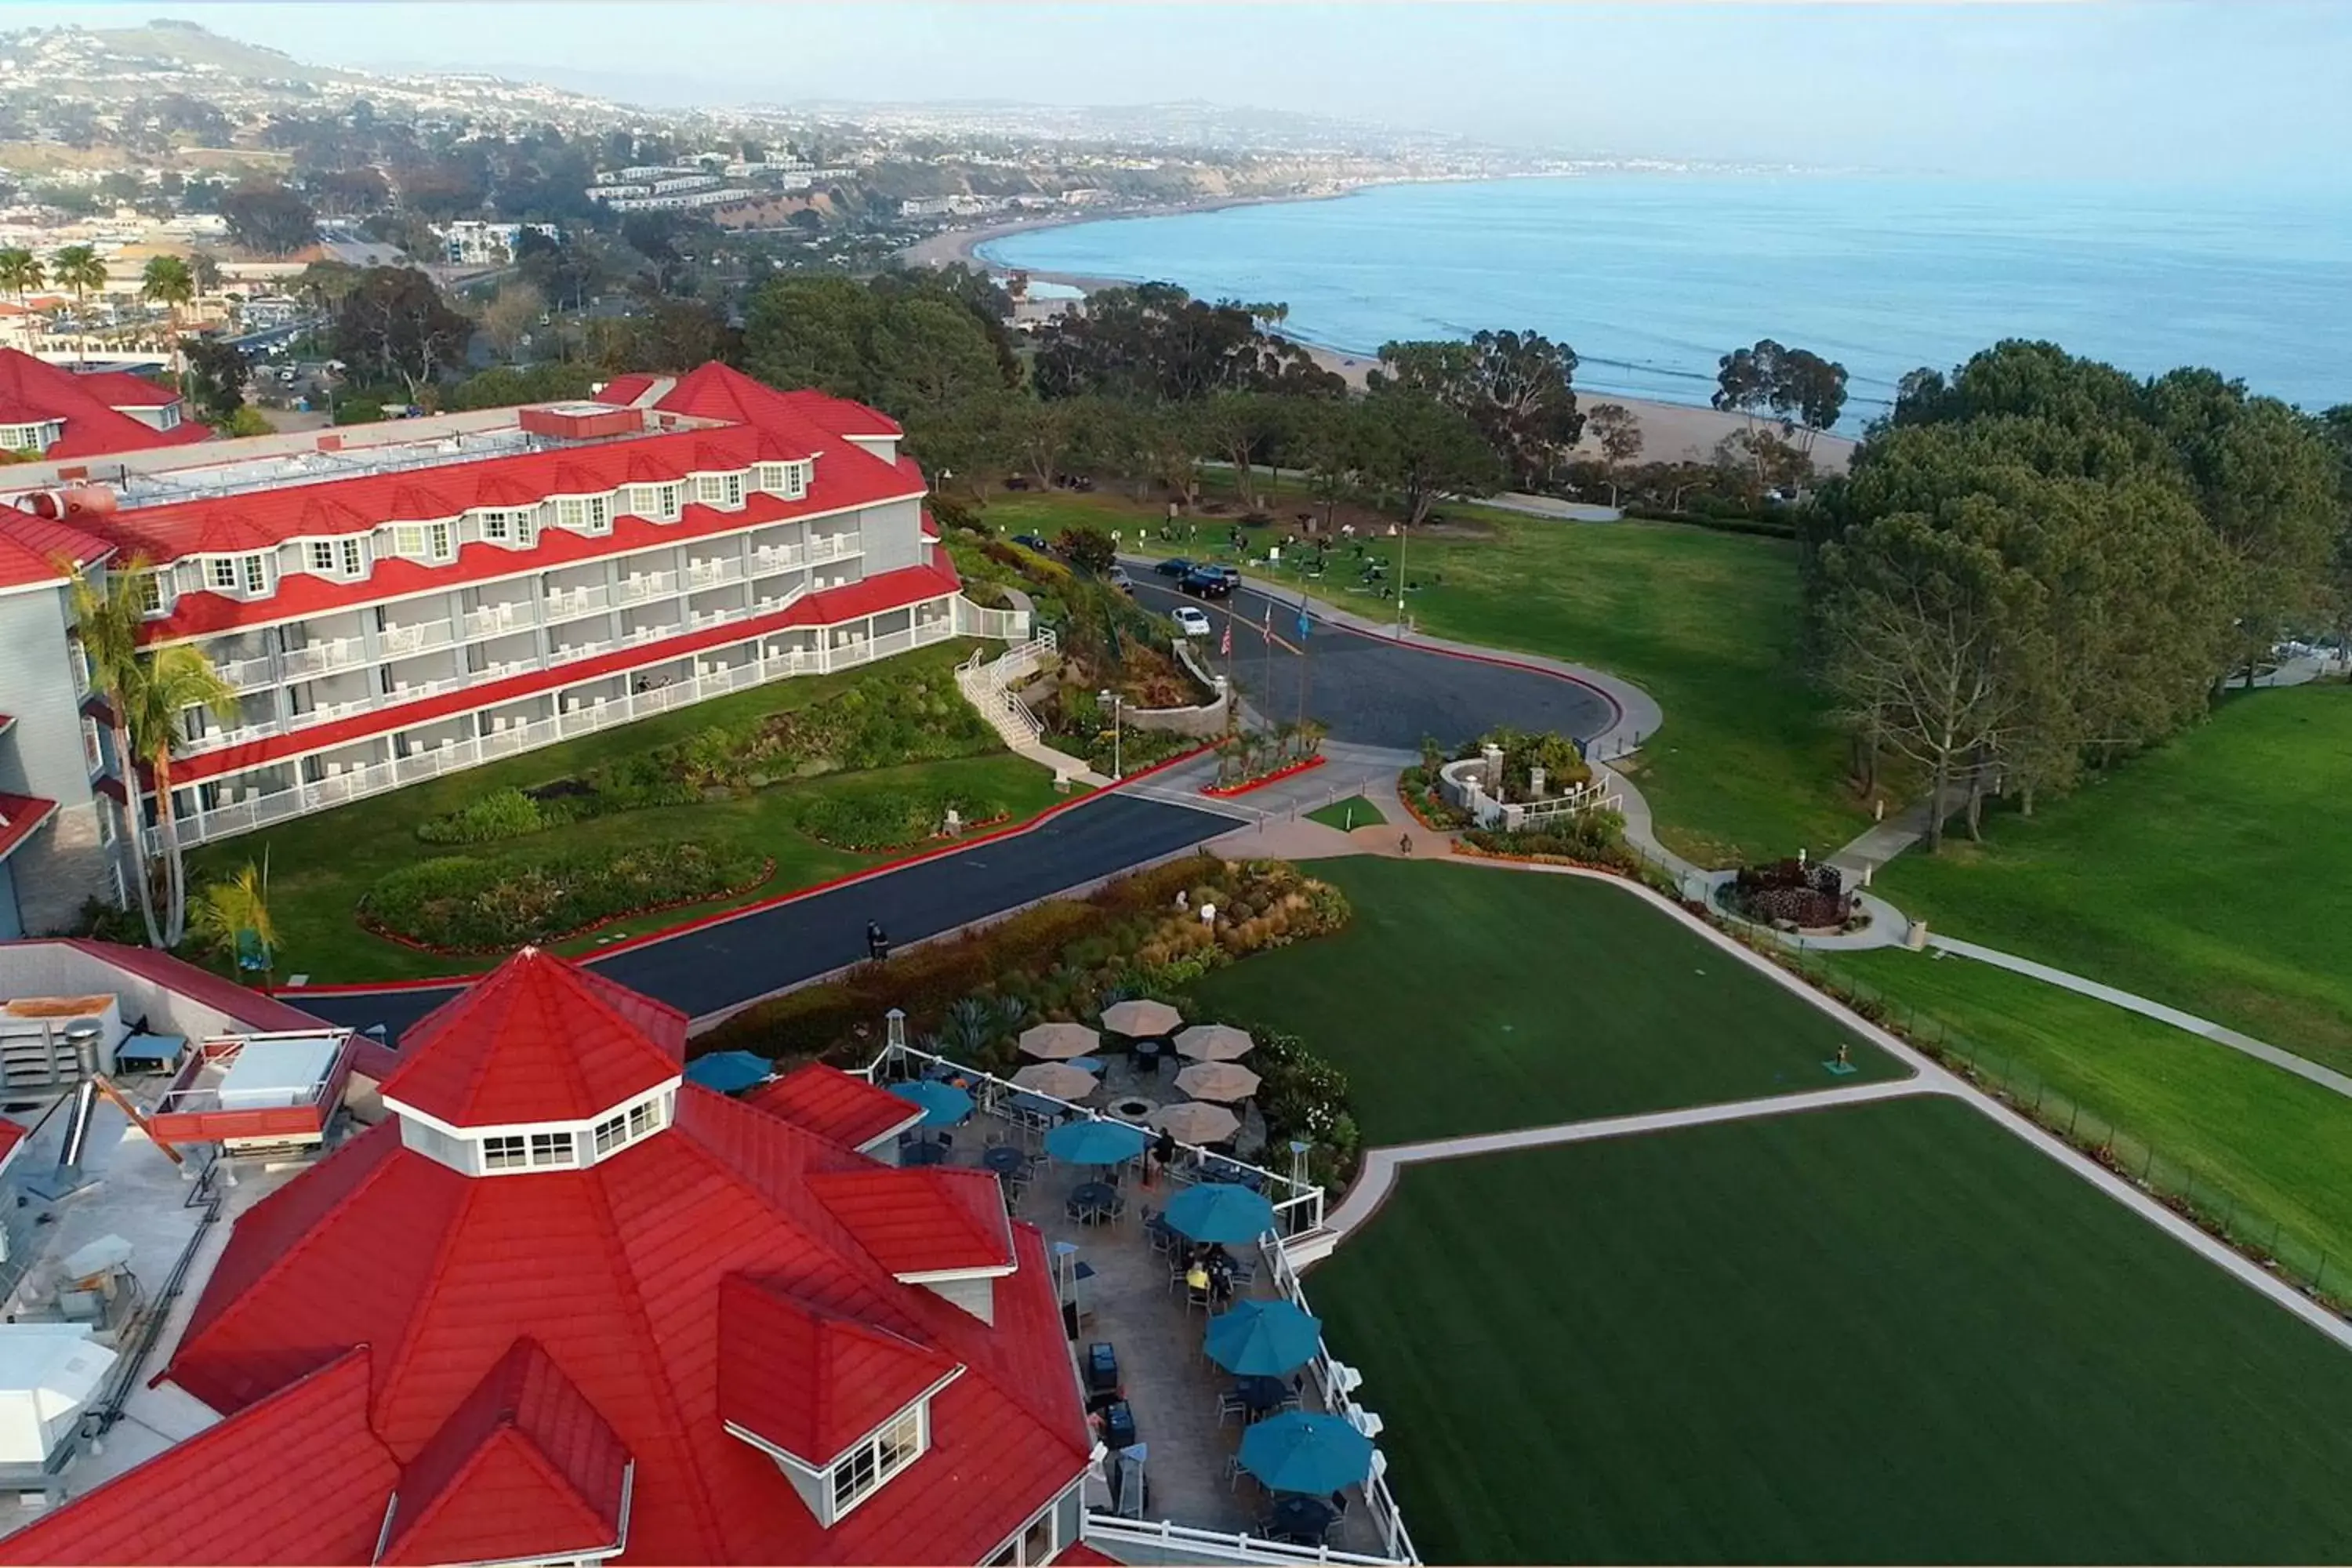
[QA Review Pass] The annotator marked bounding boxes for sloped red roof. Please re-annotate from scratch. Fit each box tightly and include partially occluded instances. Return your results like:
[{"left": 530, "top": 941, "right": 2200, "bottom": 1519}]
[
  {"left": 82, "top": 1076, "right": 1088, "bottom": 1564},
  {"left": 0, "top": 1119, "right": 28, "bottom": 1172},
  {"left": 717, "top": 1274, "right": 961, "bottom": 1465},
  {"left": 807, "top": 1166, "right": 1018, "bottom": 1276},
  {"left": 0, "top": 512, "right": 114, "bottom": 590},
  {"left": 379, "top": 1338, "right": 631, "bottom": 1566},
  {"left": 77, "top": 368, "right": 183, "bottom": 408},
  {"left": 0, "top": 938, "right": 330, "bottom": 1034},
  {"left": 1055, "top": 1545, "right": 1123, "bottom": 1565},
  {"left": 776, "top": 386, "right": 904, "bottom": 437},
  {"left": 165, "top": 557, "right": 961, "bottom": 786},
  {"left": 594, "top": 373, "right": 659, "bottom": 407},
  {"left": 0, "top": 1348, "right": 399, "bottom": 1565},
  {"left": 379, "top": 947, "right": 684, "bottom": 1127},
  {"left": 746, "top": 1063, "right": 921, "bottom": 1150},
  {"left": 0, "top": 793, "right": 57, "bottom": 865},
  {"left": 0, "top": 348, "right": 209, "bottom": 459}
]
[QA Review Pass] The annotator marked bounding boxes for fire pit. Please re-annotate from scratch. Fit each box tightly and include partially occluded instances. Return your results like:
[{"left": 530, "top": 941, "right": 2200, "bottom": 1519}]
[{"left": 1107, "top": 1095, "right": 1159, "bottom": 1125}]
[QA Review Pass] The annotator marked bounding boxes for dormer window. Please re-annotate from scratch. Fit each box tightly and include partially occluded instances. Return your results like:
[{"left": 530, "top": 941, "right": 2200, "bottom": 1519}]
[
  {"left": 131, "top": 570, "right": 167, "bottom": 616},
  {"left": 1, "top": 419, "right": 62, "bottom": 453},
  {"left": 757, "top": 461, "right": 811, "bottom": 500},
  {"left": 307, "top": 537, "right": 367, "bottom": 579},
  {"left": 477, "top": 507, "right": 539, "bottom": 548},
  {"left": 695, "top": 471, "right": 745, "bottom": 510},
  {"left": 556, "top": 493, "right": 615, "bottom": 535},
  {"left": 390, "top": 521, "right": 456, "bottom": 564},
  {"left": 392, "top": 1082, "right": 677, "bottom": 1177},
  {"left": 205, "top": 554, "right": 271, "bottom": 597},
  {"left": 630, "top": 482, "right": 681, "bottom": 522},
  {"left": 830, "top": 1406, "right": 926, "bottom": 1521}
]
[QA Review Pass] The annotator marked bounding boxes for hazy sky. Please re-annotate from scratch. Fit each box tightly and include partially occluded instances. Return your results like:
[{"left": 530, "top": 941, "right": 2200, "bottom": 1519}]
[{"left": 33, "top": 2, "right": 2352, "bottom": 183}]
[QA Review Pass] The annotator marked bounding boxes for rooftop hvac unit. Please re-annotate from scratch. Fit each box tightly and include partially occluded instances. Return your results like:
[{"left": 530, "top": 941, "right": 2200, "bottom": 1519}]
[{"left": 0, "top": 1324, "right": 115, "bottom": 1471}]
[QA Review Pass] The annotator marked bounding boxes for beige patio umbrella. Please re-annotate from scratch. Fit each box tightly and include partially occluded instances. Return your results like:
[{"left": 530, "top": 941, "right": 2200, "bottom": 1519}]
[
  {"left": 1149, "top": 1100, "right": 1241, "bottom": 1145},
  {"left": 1101, "top": 998, "right": 1183, "bottom": 1038},
  {"left": 1011, "top": 1062, "right": 1099, "bottom": 1100},
  {"left": 1018, "top": 1022, "right": 1101, "bottom": 1061},
  {"left": 1174, "top": 1023, "right": 1255, "bottom": 1062},
  {"left": 1174, "top": 1061, "right": 1262, "bottom": 1103}
]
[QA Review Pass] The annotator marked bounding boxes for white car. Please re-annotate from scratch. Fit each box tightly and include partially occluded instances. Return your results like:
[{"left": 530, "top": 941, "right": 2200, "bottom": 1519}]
[{"left": 1172, "top": 606, "right": 1213, "bottom": 639}]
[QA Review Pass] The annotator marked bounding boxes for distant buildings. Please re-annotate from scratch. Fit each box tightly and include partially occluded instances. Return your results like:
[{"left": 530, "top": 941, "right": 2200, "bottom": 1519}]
[{"left": 437, "top": 219, "right": 562, "bottom": 267}]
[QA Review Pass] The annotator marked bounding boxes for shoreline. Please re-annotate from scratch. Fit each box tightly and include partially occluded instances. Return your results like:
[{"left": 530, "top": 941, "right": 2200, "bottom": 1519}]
[{"left": 900, "top": 183, "right": 1858, "bottom": 472}]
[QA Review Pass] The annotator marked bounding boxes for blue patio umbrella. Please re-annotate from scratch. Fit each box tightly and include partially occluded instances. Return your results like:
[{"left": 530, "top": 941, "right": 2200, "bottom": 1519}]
[
  {"left": 1238, "top": 1411, "right": 1375, "bottom": 1496},
  {"left": 684, "top": 1051, "right": 772, "bottom": 1094},
  {"left": 1204, "top": 1298, "right": 1323, "bottom": 1377},
  {"left": 1044, "top": 1118, "right": 1149, "bottom": 1167},
  {"left": 1163, "top": 1181, "right": 1276, "bottom": 1244},
  {"left": 890, "top": 1079, "right": 975, "bottom": 1128}
]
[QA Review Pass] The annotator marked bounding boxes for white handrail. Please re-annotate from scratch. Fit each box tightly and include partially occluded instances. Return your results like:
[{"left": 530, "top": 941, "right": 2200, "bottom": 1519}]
[{"left": 1080, "top": 1515, "right": 1409, "bottom": 1566}]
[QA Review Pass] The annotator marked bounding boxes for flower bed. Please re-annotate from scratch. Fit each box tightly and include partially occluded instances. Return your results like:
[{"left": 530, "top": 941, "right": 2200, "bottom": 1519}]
[
  {"left": 1724, "top": 857, "right": 1856, "bottom": 932},
  {"left": 1202, "top": 754, "right": 1326, "bottom": 797},
  {"left": 1398, "top": 765, "right": 1470, "bottom": 832},
  {"left": 795, "top": 787, "right": 1011, "bottom": 852},
  {"left": 359, "top": 842, "right": 773, "bottom": 953}
]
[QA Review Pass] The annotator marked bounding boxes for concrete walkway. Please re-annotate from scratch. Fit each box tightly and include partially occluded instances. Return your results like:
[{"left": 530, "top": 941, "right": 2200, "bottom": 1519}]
[{"left": 1928, "top": 935, "right": 2352, "bottom": 1102}]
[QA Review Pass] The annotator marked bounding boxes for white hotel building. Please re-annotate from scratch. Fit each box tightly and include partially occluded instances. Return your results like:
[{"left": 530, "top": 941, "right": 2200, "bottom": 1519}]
[{"left": 0, "top": 362, "right": 1023, "bottom": 933}]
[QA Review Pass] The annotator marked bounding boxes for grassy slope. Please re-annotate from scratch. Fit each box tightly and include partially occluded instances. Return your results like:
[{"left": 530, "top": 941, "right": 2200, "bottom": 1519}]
[
  {"left": 1189, "top": 858, "right": 1902, "bottom": 1144},
  {"left": 1874, "top": 684, "right": 2352, "bottom": 1075},
  {"left": 188, "top": 644, "right": 1066, "bottom": 984},
  {"left": 1824, "top": 946, "right": 2352, "bottom": 1278},
  {"left": 1305, "top": 794, "right": 1385, "bottom": 831},
  {"left": 985, "top": 491, "right": 1856, "bottom": 866},
  {"left": 1309, "top": 1095, "right": 2352, "bottom": 1564}
]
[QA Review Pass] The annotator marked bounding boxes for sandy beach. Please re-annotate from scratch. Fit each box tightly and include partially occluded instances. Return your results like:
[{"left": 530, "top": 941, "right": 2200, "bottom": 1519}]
[{"left": 901, "top": 201, "right": 1857, "bottom": 475}]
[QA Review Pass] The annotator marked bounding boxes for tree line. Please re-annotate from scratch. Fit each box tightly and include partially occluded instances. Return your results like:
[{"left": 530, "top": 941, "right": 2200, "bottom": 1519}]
[{"left": 1809, "top": 339, "right": 2350, "bottom": 849}]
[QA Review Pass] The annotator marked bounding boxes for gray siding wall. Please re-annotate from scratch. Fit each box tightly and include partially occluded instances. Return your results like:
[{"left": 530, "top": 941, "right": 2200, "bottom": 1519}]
[
  {"left": 858, "top": 496, "right": 927, "bottom": 576},
  {"left": 0, "top": 942, "right": 264, "bottom": 1040},
  {"left": 918, "top": 1272, "right": 997, "bottom": 1325},
  {"left": 0, "top": 587, "right": 111, "bottom": 933}
]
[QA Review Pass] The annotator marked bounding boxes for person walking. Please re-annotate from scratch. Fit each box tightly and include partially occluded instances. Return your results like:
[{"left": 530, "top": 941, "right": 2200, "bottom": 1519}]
[{"left": 866, "top": 920, "right": 889, "bottom": 961}]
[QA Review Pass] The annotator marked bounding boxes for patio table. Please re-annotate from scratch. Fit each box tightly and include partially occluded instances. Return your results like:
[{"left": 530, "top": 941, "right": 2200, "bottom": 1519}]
[
  {"left": 1265, "top": 1496, "right": 1338, "bottom": 1545},
  {"left": 1069, "top": 1181, "right": 1122, "bottom": 1224},
  {"left": 982, "top": 1145, "right": 1029, "bottom": 1178},
  {"left": 1234, "top": 1375, "right": 1292, "bottom": 1417},
  {"left": 1131, "top": 1040, "right": 1165, "bottom": 1075}
]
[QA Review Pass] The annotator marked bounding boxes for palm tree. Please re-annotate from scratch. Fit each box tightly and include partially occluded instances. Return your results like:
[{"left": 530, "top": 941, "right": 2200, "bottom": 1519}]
[
  {"left": 188, "top": 250, "right": 222, "bottom": 296},
  {"left": 49, "top": 245, "right": 109, "bottom": 364},
  {"left": 141, "top": 255, "right": 195, "bottom": 375},
  {"left": 190, "top": 860, "right": 280, "bottom": 984},
  {"left": 66, "top": 561, "right": 166, "bottom": 948},
  {"left": 0, "top": 246, "right": 43, "bottom": 316},
  {"left": 123, "top": 644, "right": 240, "bottom": 948}
]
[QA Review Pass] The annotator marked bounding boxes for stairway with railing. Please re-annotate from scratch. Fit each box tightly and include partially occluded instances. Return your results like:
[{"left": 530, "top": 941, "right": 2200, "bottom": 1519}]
[{"left": 955, "top": 630, "right": 1057, "bottom": 752}]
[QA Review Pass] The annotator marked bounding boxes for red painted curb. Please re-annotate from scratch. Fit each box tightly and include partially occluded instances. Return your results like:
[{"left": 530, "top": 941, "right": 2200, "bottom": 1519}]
[
  {"left": 277, "top": 739, "right": 1218, "bottom": 996},
  {"left": 1200, "top": 753, "right": 1327, "bottom": 798}
]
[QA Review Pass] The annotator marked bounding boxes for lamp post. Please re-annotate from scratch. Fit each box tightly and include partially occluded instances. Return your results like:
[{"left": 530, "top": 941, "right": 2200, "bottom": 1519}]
[{"left": 1098, "top": 687, "right": 1123, "bottom": 779}]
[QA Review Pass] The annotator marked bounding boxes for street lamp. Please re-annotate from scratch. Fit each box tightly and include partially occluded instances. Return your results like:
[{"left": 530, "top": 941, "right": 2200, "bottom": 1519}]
[{"left": 1098, "top": 687, "right": 1123, "bottom": 779}]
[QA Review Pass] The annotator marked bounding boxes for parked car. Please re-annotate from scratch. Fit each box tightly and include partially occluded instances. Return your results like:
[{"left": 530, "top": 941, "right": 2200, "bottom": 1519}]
[
  {"left": 1172, "top": 606, "right": 1214, "bottom": 638},
  {"left": 1154, "top": 557, "right": 1193, "bottom": 578},
  {"left": 1180, "top": 566, "right": 1236, "bottom": 599},
  {"left": 1107, "top": 565, "right": 1135, "bottom": 595},
  {"left": 1011, "top": 533, "right": 1051, "bottom": 551}
]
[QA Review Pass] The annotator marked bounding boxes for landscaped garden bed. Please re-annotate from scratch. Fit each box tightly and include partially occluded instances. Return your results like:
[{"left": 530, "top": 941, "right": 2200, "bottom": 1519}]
[
  {"left": 1721, "top": 855, "right": 1858, "bottom": 932},
  {"left": 358, "top": 840, "right": 773, "bottom": 953},
  {"left": 1207, "top": 722, "right": 1327, "bottom": 794},
  {"left": 794, "top": 786, "right": 1010, "bottom": 851}
]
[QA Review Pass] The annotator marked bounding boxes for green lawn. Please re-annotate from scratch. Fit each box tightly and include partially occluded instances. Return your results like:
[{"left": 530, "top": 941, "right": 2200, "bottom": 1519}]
[
  {"left": 1188, "top": 858, "right": 1903, "bottom": 1143},
  {"left": 1873, "top": 684, "right": 2352, "bottom": 1076},
  {"left": 985, "top": 491, "right": 1857, "bottom": 866},
  {"left": 1305, "top": 794, "right": 1385, "bottom": 832},
  {"left": 188, "top": 644, "right": 1069, "bottom": 984},
  {"left": 1823, "top": 946, "right": 2352, "bottom": 1287},
  {"left": 1310, "top": 1094, "right": 2352, "bottom": 1563}
]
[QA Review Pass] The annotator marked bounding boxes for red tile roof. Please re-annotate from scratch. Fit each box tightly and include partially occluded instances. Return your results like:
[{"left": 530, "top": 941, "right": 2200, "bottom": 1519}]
[
  {"left": 1054, "top": 1544, "right": 1123, "bottom": 1565},
  {"left": 380, "top": 947, "right": 684, "bottom": 1127},
  {"left": 0, "top": 1119, "right": 27, "bottom": 1173},
  {"left": 0, "top": 347, "right": 209, "bottom": 459},
  {"left": 0, "top": 1348, "right": 399, "bottom": 1566},
  {"left": 775, "top": 386, "right": 904, "bottom": 437},
  {"left": 379, "top": 1338, "right": 632, "bottom": 1566},
  {"left": 594, "top": 373, "right": 659, "bottom": 407},
  {"left": 0, "top": 938, "right": 329, "bottom": 1034},
  {"left": 746, "top": 1064, "right": 922, "bottom": 1150},
  {"left": 168, "top": 557, "right": 961, "bottom": 784},
  {"left": 0, "top": 511, "right": 114, "bottom": 590},
  {"left": 77, "top": 368, "right": 183, "bottom": 408},
  {"left": 807, "top": 1166, "right": 1018, "bottom": 1276},
  {"left": 717, "top": 1274, "right": 961, "bottom": 1465},
  {"left": 9, "top": 952, "right": 1088, "bottom": 1565},
  {"left": 0, "top": 793, "right": 57, "bottom": 865}
]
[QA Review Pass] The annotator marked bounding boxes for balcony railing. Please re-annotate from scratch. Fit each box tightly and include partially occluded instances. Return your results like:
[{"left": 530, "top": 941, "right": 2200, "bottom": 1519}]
[
  {"left": 213, "top": 652, "right": 280, "bottom": 692},
  {"left": 614, "top": 570, "right": 679, "bottom": 606},
  {"left": 285, "top": 696, "right": 374, "bottom": 731},
  {"left": 386, "top": 674, "right": 464, "bottom": 703},
  {"left": 176, "top": 720, "right": 276, "bottom": 757},
  {"left": 153, "top": 597, "right": 983, "bottom": 849},
  {"left": 684, "top": 555, "right": 746, "bottom": 588},
  {"left": 278, "top": 637, "right": 368, "bottom": 681},
  {"left": 543, "top": 583, "right": 611, "bottom": 621},
  {"left": 378, "top": 619, "right": 453, "bottom": 657},
  {"left": 463, "top": 603, "right": 532, "bottom": 639}
]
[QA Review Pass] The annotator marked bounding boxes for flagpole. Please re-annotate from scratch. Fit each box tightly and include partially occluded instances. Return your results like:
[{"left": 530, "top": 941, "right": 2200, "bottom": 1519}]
[{"left": 1296, "top": 590, "right": 1312, "bottom": 735}]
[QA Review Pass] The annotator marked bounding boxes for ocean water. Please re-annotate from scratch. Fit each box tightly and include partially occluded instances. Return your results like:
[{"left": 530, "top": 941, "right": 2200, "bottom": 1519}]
[{"left": 980, "top": 176, "right": 2352, "bottom": 426}]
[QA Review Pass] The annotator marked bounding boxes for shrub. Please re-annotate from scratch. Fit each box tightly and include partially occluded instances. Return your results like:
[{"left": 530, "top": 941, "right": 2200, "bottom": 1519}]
[
  {"left": 1463, "top": 808, "right": 1634, "bottom": 869},
  {"left": 361, "top": 840, "right": 769, "bottom": 951},
  {"left": 1728, "top": 858, "right": 1852, "bottom": 928},
  {"left": 796, "top": 787, "right": 1005, "bottom": 851},
  {"left": 416, "top": 786, "right": 554, "bottom": 844}
]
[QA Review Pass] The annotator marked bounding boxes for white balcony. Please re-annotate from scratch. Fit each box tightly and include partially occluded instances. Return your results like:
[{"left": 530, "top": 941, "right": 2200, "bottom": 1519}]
[
  {"left": 213, "top": 652, "right": 280, "bottom": 692},
  {"left": 463, "top": 603, "right": 532, "bottom": 639},
  {"left": 543, "top": 583, "right": 611, "bottom": 621},
  {"left": 614, "top": 571, "right": 679, "bottom": 607},
  {"left": 378, "top": 619, "right": 454, "bottom": 658},
  {"left": 279, "top": 637, "right": 368, "bottom": 681},
  {"left": 286, "top": 696, "right": 373, "bottom": 731},
  {"left": 684, "top": 556, "right": 746, "bottom": 588},
  {"left": 176, "top": 720, "right": 277, "bottom": 757},
  {"left": 386, "top": 674, "right": 464, "bottom": 704},
  {"left": 550, "top": 634, "right": 619, "bottom": 663}
]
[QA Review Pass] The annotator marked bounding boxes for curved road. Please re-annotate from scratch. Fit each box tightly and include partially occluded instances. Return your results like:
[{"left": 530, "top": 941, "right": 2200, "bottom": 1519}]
[
  {"left": 1129, "top": 577, "right": 1614, "bottom": 750},
  {"left": 288, "top": 792, "right": 1232, "bottom": 1043}
]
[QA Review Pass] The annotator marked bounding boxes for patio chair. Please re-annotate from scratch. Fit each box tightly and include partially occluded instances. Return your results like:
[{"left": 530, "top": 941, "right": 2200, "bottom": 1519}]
[
  {"left": 1185, "top": 1283, "right": 1214, "bottom": 1316},
  {"left": 1225, "top": 1258, "right": 1258, "bottom": 1288},
  {"left": 1217, "top": 1388, "right": 1250, "bottom": 1427},
  {"left": 1221, "top": 1454, "right": 1250, "bottom": 1493}
]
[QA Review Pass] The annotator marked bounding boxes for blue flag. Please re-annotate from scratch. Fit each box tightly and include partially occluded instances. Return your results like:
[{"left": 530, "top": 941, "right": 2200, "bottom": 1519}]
[{"left": 1295, "top": 597, "right": 1312, "bottom": 640}]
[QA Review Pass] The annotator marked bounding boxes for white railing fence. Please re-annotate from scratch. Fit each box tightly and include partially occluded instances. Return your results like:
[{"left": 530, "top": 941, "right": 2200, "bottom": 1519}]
[
  {"left": 955, "top": 629, "right": 1056, "bottom": 750},
  {"left": 1080, "top": 1515, "right": 1408, "bottom": 1566},
  {"left": 151, "top": 606, "right": 967, "bottom": 852}
]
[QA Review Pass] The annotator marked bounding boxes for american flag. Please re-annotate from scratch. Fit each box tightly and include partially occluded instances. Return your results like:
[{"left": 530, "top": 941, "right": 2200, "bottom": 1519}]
[{"left": 1220, "top": 620, "right": 1232, "bottom": 658}]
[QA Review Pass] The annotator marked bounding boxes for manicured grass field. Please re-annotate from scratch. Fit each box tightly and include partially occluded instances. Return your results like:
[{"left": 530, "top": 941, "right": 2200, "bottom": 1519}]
[
  {"left": 1873, "top": 684, "right": 2352, "bottom": 1076},
  {"left": 187, "top": 644, "right": 1067, "bottom": 984},
  {"left": 1305, "top": 794, "right": 1385, "bottom": 832},
  {"left": 986, "top": 491, "right": 1857, "bottom": 866},
  {"left": 1824, "top": 946, "right": 2352, "bottom": 1285},
  {"left": 1188, "top": 858, "right": 1902, "bottom": 1143},
  {"left": 1309, "top": 1094, "right": 2352, "bottom": 1563}
]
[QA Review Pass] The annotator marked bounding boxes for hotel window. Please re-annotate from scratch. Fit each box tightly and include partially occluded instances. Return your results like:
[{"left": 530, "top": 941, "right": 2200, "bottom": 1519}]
[
  {"left": 241, "top": 554, "right": 268, "bottom": 595},
  {"left": 340, "top": 537, "right": 365, "bottom": 576},
  {"left": 132, "top": 571, "right": 164, "bottom": 615},
  {"left": 787, "top": 460, "right": 810, "bottom": 499},
  {"left": 631, "top": 483, "right": 682, "bottom": 522},
  {"left": 592, "top": 1109, "right": 631, "bottom": 1159},
  {"left": 208, "top": 557, "right": 239, "bottom": 591},
  {"left": 528, "top": 1130, "right": 578, "bottom": 1167},
  {"left": 695, "top": 471, "right": 744, "bottom": 510},
  {"left": 628, "top": 1099, "right": 657, "bottom": 1138},
  {"left": 393, "top": 521, "right": 456, "bottom": 564},
  {"left": 483, "top": 1134, "right": 528, "bottom": 1171},
  {"left": 828, "top": 1405, "right": 926, "bottom": 1521},
  {"left": 307, "top": 540, "right": 336, "bottom": 574},
  {"left": 556, "top": 496, "right": 588, "bottom": 531},
  {"left": 81, "top": 715, "right": 103, "bottom": 775},
  {"left": 585, "top": 493, "right": 612, "bottom": 532}
]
